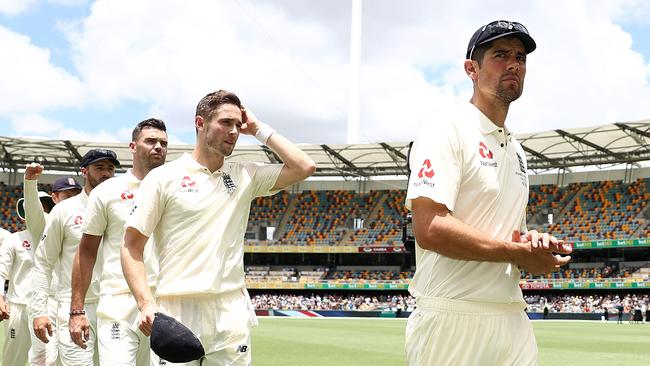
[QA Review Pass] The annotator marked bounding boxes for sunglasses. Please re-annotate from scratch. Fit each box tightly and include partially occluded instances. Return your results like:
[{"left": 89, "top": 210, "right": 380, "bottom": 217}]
[{"left": 468, "top": 20, "right": 530, "bottom": 60}]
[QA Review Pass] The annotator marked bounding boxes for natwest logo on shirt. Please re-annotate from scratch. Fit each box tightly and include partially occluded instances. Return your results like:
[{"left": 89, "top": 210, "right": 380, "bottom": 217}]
[
  {"left": 120, "top": 191, "right": 134, "bottom": 200},
  {"left": 22, "top": 240, "right": 31, "bottom": 250},
  {"left": 417, "top": 159, "right": 435, "bottom": 179},
  {"left": 479, "top": 142, "right": 493, "bottom": 159}
]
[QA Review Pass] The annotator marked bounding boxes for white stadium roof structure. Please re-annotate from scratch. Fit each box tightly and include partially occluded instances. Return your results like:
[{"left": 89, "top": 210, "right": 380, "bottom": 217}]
[{"left": 0, "top": 120, "right": 648, "bottom": 179}]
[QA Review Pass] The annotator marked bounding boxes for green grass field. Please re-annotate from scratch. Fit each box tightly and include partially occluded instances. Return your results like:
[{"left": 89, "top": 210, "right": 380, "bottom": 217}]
[{"left": 2, "top": 318, "right": 649, "bottom": 365}]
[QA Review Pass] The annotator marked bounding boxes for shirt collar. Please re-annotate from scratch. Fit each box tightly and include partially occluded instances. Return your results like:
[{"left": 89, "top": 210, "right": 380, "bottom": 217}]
[
  {"left": 79, "top": 187, "right": 89, "bottom": 206},
  {"left": 123, "top": 168, "right": 141, "bottom": 184},
  {"left": 180, "top": 153, "right": 229, "bottom": 175},
  {"left": 469, "top": 103, "right": 510, "bottom": 136},
  {"left": 180, "top": 153, "right": 206, "bottom": 172}
]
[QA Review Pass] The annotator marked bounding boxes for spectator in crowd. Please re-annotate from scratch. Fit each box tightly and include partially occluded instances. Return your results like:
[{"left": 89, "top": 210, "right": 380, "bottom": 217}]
[{"left": 617, "top": 303, "right": 624, "bottom": 324}]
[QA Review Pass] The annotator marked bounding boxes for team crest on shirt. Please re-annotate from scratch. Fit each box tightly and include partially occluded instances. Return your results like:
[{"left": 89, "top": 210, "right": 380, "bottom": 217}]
[
  {"left": 22, "top": 240, "right": 31, "bottom": 250},
  {"left": 120, "top": 191, "right": 135, "bottom": 200},
  {"left": 72, "top": 215, "right": 83, "bottom": 228},
  {"left": 180, "top": 176, "right": 199, "bottom": 193},
  {"left": 413, "top": 159, "right": 435, "bottom": 188},
  {"left": 479, "top": 142, "right": 498, "bottom": 168},
  {"left": 515, "top": 152, "right": 528, "bottom": 187}
]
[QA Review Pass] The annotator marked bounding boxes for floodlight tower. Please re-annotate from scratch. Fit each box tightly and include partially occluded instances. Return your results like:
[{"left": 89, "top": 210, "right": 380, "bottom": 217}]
[{"left": 347, "top": 0, "right": 362, "bottom": 144}]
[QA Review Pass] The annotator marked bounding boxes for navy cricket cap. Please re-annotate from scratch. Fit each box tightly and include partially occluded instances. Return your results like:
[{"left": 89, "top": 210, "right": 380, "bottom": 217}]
[
  {"left": 80, "top": 148, "right": 120, "bottom": 168},
  {"left": 466, "top": 20, "right": 536, "bottom": 59},
  {"left": 150, "top": 312, "right": 205, "bottom": 363},
  {"left": 52, "top": 177, "right": 82, "bottom": 193}
]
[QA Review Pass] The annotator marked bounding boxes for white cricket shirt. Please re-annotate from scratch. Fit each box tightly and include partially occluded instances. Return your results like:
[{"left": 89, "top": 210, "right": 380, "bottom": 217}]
[
  {"left": 24, "top": 178, "right": 60, "bottom": 299},
  {"left": 126, "top": 153, "right": 282, "bottom": 297},
  {"left": 0, "top": 230, "right": 35, "bottom": 305},
  {"left": 83, "top": 170, "right": 157, "bottom": 295},
  {"left": 406, "top": 102, "right": 529, "bottom": 304},
  {"left": 32, "top": 190, "right": 100, "bottom": 317}
]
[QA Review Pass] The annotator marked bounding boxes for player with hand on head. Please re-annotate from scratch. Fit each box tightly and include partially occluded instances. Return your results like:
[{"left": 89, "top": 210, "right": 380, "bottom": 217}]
[
  {"left": 68, "top": 119, "right": 168, "bottom": 365},
  {"left": 122, "top": 90, "right": 316, "bottom": 365},
  {"left": 405, "top": 20, "right": 572, "bottom": 366},
  {"left": 32, "top": 149, "right": 119, "bottom": 365}
]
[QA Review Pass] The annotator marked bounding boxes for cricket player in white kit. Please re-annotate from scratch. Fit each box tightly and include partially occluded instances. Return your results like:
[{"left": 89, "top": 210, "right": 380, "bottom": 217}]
[
  {"left": 0, "top": 192, "right": 54, "bottom": 366},
  {"left": 1, "top": 229, "right": 37, "bottom": 366},
  {"left": 24, "top": 166, "right": 83, "bottom": 365},
  {"left": 405, "top": 21, "right": 572, "bottom": 366},
  {"left": 122, "top": 90, "right": 316, "bottom": 365},
  {"left": 68, "top": 119, "right": 169, "bottom": 365},
  {"left": 32, "top": 149, "right": 119, "bottom": 365}
]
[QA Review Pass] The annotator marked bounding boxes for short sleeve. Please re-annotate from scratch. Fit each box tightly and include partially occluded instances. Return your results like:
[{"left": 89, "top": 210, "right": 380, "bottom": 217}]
[
  {"left": 249, "top": 163, "right": 284, "bottom": 198},
  {"left": 125, "top": 170, "right": 164, "bottom": 238},
  {"left": 405, "top": 119, "right": 463, "bottom": 212},
  {"left": 83, "top": 186, "right": 108, "bottom": 236}
]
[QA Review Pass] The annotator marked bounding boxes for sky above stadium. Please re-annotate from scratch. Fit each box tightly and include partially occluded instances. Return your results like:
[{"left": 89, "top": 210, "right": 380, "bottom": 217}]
[{"left": 1, "top": 0, "right": 649, "bottom": 145}]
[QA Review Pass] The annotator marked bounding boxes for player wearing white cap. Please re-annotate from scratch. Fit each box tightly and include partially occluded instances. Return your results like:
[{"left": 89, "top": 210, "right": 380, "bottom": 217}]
[
  {"left": 68, "top": 119, "right": 168, "bottom": 365},
  {"left": 23, "top": 165, "right": 83, "bottom": 366},
  {"left": 405, "top": 20, "right": 572, "bottom": 365},
  {"left": 0, "top": 193, "right": 54, "bottom": 366},
  {"left": 122, "top": 89, "right": 316, "bottom": 365},
  {"left": 32, "top": 149, "right": 119, "bottom": 365}
]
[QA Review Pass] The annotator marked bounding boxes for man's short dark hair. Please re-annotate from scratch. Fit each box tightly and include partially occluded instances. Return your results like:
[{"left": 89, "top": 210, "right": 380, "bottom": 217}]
[
  {"left": 132, "top": 118, "right": 167, "bottom": 141},
  {"left": 195, "top": 90, "right": 242, "bottom": 121},
  {"left": 470, "top": 41, "right": 492, "bottom": 66}
]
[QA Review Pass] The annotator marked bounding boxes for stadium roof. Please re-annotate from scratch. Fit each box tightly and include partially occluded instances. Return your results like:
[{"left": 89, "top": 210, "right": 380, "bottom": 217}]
[{"left": 0, "top": 120, "right": 648, "bottom": 177}]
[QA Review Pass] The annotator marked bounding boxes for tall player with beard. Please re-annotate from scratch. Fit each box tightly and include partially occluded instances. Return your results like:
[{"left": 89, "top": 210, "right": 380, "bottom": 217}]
[
  {"left": 68, "top": 119, "right": 168, "bottom": 365},
  {"left": 405, "top": 21, "right": 572, "bottom": 365},
  {"left": 32, "top": 149, "right": 119, "bottom": 365}
]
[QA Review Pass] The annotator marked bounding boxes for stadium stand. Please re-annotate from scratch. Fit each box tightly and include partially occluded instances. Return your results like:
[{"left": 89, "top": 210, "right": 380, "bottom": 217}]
[
  {"left": 1, "top": 122, "right": 649, "bottom": 316},
  {"left": 546, "top": 178, "right": 649, "bottom": 241}
]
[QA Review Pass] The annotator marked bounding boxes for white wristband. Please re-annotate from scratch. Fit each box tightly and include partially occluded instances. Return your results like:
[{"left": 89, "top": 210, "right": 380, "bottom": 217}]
[{"left": 254, "top": 123, "right": 276, "bottom": 145}]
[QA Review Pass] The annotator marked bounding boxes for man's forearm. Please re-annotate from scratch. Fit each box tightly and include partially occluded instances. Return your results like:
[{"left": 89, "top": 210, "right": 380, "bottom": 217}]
[
  {"left": 121, "top": 229, "right": 154, "bottom": 309},
  {"left": 24, "top": 179, "right": 46, "bottom": 242},
  {"left": 413, "top": 210, "right": 519, "bottom": 263},
  {"left": 265, "top": 132, "right": 316, "bottom": 189},
  {"left": 31, "top": 267, "right": 51, "bottom": 318},
  {"left": 70, "top": 235, "right": 100, "bottom": 310}
]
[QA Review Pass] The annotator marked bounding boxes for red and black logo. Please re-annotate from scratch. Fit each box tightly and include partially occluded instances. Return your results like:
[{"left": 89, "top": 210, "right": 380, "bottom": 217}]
[
  {"left": 22, "top": 240, "right": 31, "bottom": 250},
  {"left": 417, "top": 159, "right": 435, "bottom": 179},
  {"left": 121, "top": 191, "right": 134, "bottom": 200},
  {"left": 479, "top": 142, "right": 493, "bottom": 159},
  {"left": 73, "top": 215, "right": 83, "bottom": 226}
]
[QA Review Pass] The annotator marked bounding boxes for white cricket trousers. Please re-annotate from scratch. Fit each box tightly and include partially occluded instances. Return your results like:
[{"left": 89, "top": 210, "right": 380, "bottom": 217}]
[
  {"left": 2, "top": 302, "right": 30, "bottom": 366},
  {"left": 57, "top": 300, "right": 98, "bottom": 366},
  {"left": 405, "top": 296, "right": 538, "bottom": 366},
  {"left": 28, "top": 297, "right": 60, "bottom": 365},
  {"left": 151, "top": 288, "right": 257, "bottom": 366},
  {"left": 97, "top": 291, "right": 150, "bottom": 365}
]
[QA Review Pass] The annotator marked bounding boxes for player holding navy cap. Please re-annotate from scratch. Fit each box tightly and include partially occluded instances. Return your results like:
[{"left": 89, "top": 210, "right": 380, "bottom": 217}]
[
  {"left": 405, "top": 20, "right": 572, "bottom": 365},
  {"left": 32, "top": 149, "right": 119, "bottom": 365},
  {"left": 68, "top": 118, "right": 168, "bottom": 365},
  {"left": 122, "top": 90, "right": 316, "bottom": 365}
]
